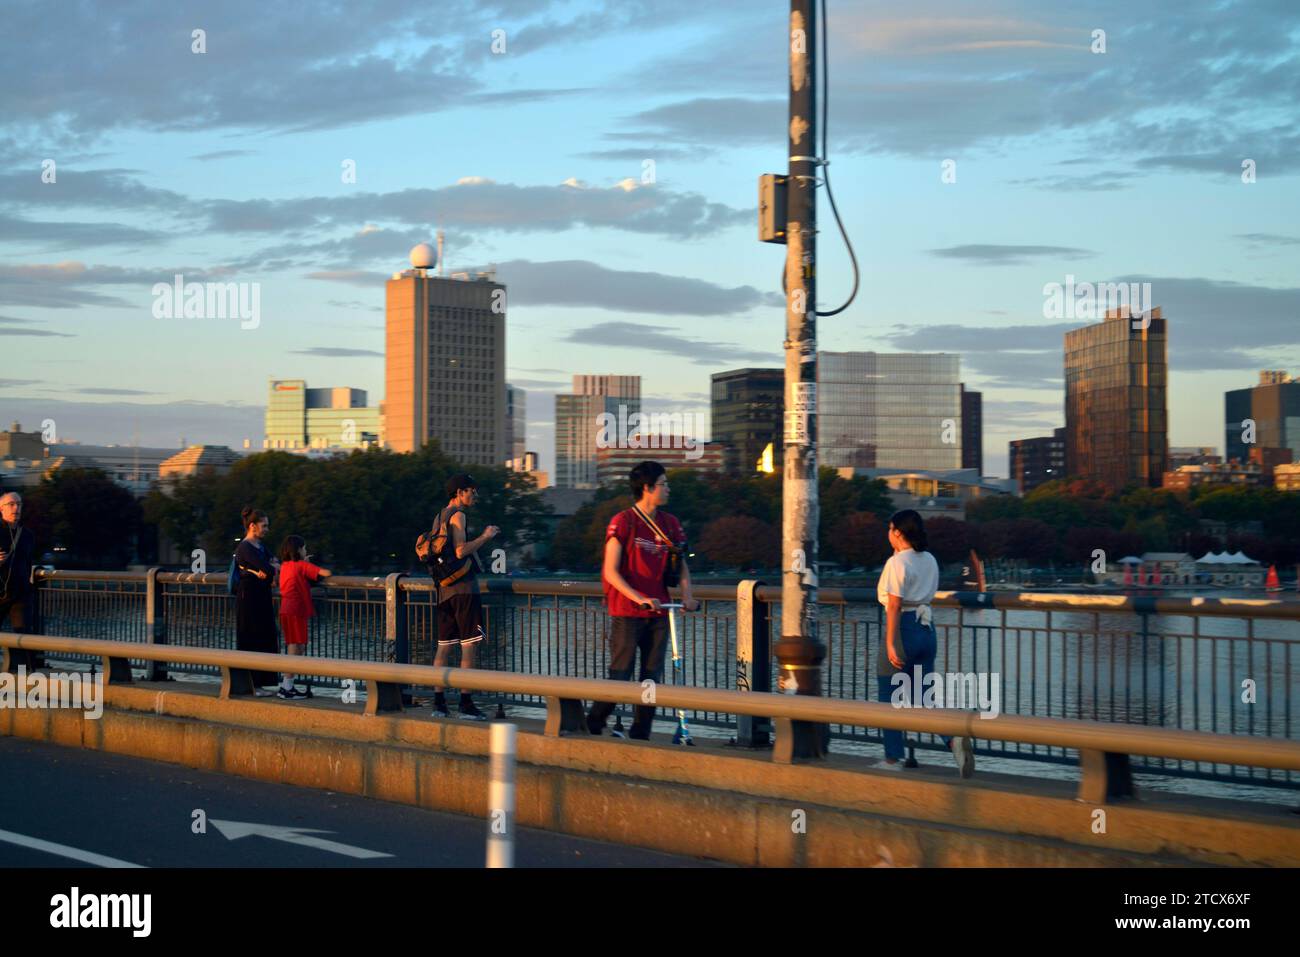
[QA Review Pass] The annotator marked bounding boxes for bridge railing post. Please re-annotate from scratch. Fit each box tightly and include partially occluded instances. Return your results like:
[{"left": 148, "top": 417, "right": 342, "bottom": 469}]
[
  {"left": 735, "top": 579, "right": 771, "bottom": 748},
  {"left": 385, "top": 573, "right": 410, "bottom": 705},
  {"left": 145, "top": 566, "right": 169, "bottom": 682}
]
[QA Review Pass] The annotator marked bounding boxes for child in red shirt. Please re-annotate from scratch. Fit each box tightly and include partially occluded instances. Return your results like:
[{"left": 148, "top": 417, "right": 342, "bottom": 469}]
[{"left": 276, "top": 535, "right": 332, "bottom": 699}]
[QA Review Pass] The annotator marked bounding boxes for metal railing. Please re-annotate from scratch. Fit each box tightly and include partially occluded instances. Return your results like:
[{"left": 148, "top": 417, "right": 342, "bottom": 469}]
[
  {"left": 5, "top": 632, "right": 1300, "bottom": 807},
  {"left": 18, "top": 569, "right": 1300, "bottom": 788}
]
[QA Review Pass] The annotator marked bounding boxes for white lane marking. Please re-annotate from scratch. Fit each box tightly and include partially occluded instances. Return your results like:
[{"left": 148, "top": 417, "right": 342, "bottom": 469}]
[
  {"left": 0, "top": 828, "right": 146, "bottom": 868},
  {"left": 209, "top": 819, "right": 394, "bottom": 859}
]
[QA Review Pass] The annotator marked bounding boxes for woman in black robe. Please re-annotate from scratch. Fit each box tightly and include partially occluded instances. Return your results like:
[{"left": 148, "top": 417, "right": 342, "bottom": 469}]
[{"left": 234, "top": 505, "right": 281, "bottom": 690}]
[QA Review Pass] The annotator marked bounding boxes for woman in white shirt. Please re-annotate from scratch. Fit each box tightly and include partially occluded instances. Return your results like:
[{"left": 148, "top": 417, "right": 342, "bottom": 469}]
[{"left": 875, "top": 510, "right": 974, "bottom": 777}]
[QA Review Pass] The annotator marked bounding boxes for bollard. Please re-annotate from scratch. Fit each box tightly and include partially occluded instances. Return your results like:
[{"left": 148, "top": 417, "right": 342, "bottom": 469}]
[{"left": 487, "top": 722, "right": 516, "bottom": 868}]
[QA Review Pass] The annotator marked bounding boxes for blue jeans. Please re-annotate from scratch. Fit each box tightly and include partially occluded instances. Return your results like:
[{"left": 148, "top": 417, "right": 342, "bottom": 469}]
[{"left": 876, "top": 611, "right": 953, "bottom": 761}]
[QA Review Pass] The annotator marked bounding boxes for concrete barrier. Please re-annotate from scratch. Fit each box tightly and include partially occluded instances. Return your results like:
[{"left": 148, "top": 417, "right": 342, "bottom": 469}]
[{"left": 3, "top": 679, "right": 1298, "bottom": 867}]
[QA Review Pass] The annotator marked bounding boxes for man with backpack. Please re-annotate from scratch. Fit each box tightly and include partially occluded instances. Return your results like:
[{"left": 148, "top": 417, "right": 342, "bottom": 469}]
[
  {"left": 588, "top": 461, "right": 698, "bottom": 740},
  {"left": 421, "top": 474, "right": 499, "bottom": 720}
]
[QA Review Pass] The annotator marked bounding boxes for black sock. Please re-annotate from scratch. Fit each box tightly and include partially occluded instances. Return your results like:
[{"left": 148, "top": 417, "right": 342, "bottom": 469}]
[
  {"left": 434, "top": 691, "right": 447, "bottom": 707},
  {"left": 459, "top": 692, "right": 474, "bottom": 708}
]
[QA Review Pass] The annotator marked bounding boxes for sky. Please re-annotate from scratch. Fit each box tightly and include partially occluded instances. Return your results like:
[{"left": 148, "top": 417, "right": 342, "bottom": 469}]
[{"left": 2, "top": 0, "right": 1298, "bottom": 477}]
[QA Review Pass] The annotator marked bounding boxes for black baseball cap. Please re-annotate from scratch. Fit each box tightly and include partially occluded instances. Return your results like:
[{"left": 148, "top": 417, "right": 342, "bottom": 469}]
[{"left": 446, "top": 473, "right": 478, "bottom": 498}]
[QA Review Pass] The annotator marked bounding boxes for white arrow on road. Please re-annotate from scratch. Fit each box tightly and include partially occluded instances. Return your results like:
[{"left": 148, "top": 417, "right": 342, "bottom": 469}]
[{"left": 210, "top": 819, "right": 394, "bottom": 860}]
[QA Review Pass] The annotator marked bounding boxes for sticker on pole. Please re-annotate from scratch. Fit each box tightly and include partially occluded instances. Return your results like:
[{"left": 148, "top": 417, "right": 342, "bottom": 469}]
[
  {"left": 784, "top": 411, "right": 809, "bottom": 445},
  {"left": 791, "top": 381, "right": 816, "bottom": 412}
]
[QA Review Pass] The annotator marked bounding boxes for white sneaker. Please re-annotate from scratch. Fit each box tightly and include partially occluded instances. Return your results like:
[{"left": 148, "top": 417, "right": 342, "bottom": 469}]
[
  {"left": 253, "top": 688, "right": 274, "bottom": 697},
  {"left": 951, "top": 737, "right": 975, "bottom": 778},
  {"left": 878, "top": 759, "right": 904, "bottom": 771}
]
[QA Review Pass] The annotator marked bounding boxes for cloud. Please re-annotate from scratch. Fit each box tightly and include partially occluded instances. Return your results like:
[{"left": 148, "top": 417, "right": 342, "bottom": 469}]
[
  {"left": 1236, "top": 233, "right": 1300, "bottom": 247},
  {"left": 191, "top": 150, "right": 258, "bottom": 161},
  {"left": 562, "top": 320, "right": 778, "bottom": 366},
  {"left": 0, "top": 326, "right": 75, "bottom": 338},
  {"left": 604, "top": 2, "right": 1300, "bottom": 175},
  {"left": 883, "top": 274, "right": 1300, "bottom": 389},
  {"left": 490, "top": 259, "right": 780, "bottom": 315},
  {"left": 0, "top": 261, "right": 236, "bottom": 309},
  {"left": 205, "top": 181, "right": 749, "bottom": 239},
  {"left": 0, "top": 168, "right": 192, "bottom": 212},
  {"left": 0, "top": 378, "right": 42, "bottom": 388},
  {"left": 0, "top": 212, "right": 165, "bottom": 250},
  {"left": 290, "top": 347, "right": 384, "bottom": 358},
  {"left": 928, "top": 245, "right": 1094, "bottom": 267},
  {"left": 305, "top": 270, "right": 389, "bottom": 287},
  {"left": 76, "top": 387, "right": 157, "bottom": 396},
  {"left": 1005, "top": 170, "right": 1140, "bottom": 192}
]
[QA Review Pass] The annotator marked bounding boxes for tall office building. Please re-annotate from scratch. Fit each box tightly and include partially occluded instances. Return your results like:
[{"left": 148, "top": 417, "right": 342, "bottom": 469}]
[
  {"left": 384, "top": 244, "right": 506, "bottom": 465},
  {"left": 265, "top": 379, "right": 381, "bottom": 451},
  {"left": 1009, "top": 427, "right": 1066, "bottom": 494},
  {"left": 554, "top": 375, "right": 641, "bottom": 488},
  {"left": 505, "top": 384, "right": 527, "bottom": 464},
  {"left": 818, "top": 352, "right": 962, "bottom": 470},
  {"left": 960, "top": 384, "right": 983, "bottom": 474},
  {"left": 711, "top": 368, "right": 784, "bottom": 475},
  {"left": 1224, "top": 371, "right": 1300, "bottom": 463},
  {"left": 1064, "top": 306, "right": 1168, "bottom": 489}
]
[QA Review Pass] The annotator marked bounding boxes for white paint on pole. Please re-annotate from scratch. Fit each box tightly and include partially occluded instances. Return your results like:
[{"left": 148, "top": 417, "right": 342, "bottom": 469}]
[{"left": 487, "top": 721, "right": 516, "bottom": 868}]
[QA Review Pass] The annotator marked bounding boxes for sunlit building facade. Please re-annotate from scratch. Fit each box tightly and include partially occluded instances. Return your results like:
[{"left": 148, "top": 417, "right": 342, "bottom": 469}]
[{"left": 1064, "top": 306, "right": 1168, "bottom": 489}]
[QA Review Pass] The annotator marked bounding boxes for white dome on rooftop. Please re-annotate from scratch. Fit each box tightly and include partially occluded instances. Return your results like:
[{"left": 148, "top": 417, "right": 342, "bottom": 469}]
[{"left": 410, "top": 243, "right": 436, "bottom": 269}]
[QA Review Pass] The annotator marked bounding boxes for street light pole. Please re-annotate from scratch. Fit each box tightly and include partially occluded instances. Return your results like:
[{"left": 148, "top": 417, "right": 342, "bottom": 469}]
[{"left": 774, "top": 0, "right": 827, "bottom": 758}]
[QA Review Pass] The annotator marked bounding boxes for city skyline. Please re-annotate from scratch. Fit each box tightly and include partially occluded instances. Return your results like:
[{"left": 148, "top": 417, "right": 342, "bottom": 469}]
[{"left": 2, "top": 1, "right": 1298, "bottom": 477}]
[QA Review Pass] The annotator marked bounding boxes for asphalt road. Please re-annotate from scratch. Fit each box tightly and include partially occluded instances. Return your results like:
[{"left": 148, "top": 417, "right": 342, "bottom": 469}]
[{"left": 0, "top": 737, "right": 721, "bottom": 868}]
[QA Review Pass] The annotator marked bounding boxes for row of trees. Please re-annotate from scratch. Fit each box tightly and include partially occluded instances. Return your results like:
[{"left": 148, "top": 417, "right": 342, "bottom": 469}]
[
  {"left": 15, "top": 445, "right": 550, "bottom": 572},
  {"left": 553, "top": 472, "right": 1300, "bottom": 573},
  {"left": 17, "top": 457, "right": 1299, "bottom": 573},
  {"left": 143, "top": 445, "right": 550, "bottom": 573},
  {"left": 550, "top": 469, "right": 895, "bottom": 570}
]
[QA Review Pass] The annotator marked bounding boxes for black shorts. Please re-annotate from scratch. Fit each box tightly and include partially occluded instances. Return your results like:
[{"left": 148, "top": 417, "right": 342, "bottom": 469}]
[{"left": 436, "top": 592, "right": 485, "bottom": 646}]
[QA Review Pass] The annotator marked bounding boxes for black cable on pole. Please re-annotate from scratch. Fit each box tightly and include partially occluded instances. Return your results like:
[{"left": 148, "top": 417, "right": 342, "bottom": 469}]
[{"left": 815, "top": 0, "right": 859, "bottom": 317}]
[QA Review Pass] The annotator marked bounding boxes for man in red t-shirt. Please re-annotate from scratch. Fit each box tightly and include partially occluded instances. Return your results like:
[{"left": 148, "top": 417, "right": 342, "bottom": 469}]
[{"left": 589, "top": 461, "right": 698, "bottom": 740}]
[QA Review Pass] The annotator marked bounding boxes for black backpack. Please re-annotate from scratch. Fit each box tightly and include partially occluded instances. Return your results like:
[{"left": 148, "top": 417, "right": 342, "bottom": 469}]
[{"left": 416, "top": 507, "right": 473, "bottom": 586}]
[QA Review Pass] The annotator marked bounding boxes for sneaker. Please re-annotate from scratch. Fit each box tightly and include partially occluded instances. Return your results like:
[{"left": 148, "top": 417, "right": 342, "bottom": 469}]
[
  {"left": 431, "top": 703, "right": 451, "bottom": 718},
  {"left": 951, "top": 737, "right": 975, "bottom": 778},
  {"left": 878, "top": 759, "right": 904, "bottom": 771},
  {"left": 276, "top": 686, "right": 302, "bottom": 699},
  {"left": 253, "top": 688, "right": 274, "bottom": 697},
  {"left": 458, "top": 702, "right": 488, "bottom": 721},
  {"left": 609, "top": 727, "right": 627, "bottom": 739}
]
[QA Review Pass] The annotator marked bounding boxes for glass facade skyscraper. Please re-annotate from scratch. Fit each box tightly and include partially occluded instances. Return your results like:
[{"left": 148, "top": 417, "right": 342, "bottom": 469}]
[
  {"left": 710, "top": 367, "right": 784, "bottom": 475},
  {"left": 817, "top": 352, "right": 962, "bottom": 470},
  {"left": 1064, "top": 307, "right": 1168, "bottom": 489},
  {"left": 1224, "top": 371, "right": 1300, "bottom": 463}
]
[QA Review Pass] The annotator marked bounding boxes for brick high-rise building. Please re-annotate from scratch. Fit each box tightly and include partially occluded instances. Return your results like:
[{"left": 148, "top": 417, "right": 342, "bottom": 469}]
[
  {"left": 384, "top": 245, "right": 506, "bottom": 465},
  {"left": 1064, "top": 306, "right": 1168, "bottom": 489}
]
